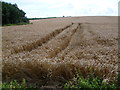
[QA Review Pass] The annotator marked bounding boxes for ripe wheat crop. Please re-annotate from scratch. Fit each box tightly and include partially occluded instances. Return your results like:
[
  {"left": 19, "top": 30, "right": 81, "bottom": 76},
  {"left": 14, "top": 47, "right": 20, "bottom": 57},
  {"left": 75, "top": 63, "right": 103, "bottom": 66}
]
[{"left": 2, "top": 16, "right": 118, "bottom": 87}]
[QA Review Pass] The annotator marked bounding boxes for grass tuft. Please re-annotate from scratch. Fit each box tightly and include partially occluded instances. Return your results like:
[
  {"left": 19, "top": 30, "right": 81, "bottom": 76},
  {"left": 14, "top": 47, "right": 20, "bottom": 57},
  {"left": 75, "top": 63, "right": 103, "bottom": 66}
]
[
  {"left": 1, "top": 79, "right": 34, "bottom": 89},
  {"left": 63, "top": 73, "right": 119, "bottom": 89}
]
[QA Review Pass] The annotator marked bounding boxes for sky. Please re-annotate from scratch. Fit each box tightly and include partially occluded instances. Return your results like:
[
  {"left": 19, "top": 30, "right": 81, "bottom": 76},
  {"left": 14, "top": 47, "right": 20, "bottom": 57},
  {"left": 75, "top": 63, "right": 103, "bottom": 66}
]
[{"left": 3, "top": 0, "right": 120, "bottom": 18}]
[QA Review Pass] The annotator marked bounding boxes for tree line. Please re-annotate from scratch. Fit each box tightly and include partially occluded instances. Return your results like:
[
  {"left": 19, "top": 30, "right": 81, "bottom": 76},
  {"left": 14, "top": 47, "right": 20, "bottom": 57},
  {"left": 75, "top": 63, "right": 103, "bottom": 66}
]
[{"left": 1, "top": 1, "right": 29, "bottom": 25}]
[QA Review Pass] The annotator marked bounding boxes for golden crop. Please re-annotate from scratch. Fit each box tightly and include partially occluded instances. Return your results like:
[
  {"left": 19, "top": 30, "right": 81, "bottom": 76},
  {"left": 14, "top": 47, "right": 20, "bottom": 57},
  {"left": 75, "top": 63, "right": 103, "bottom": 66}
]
[{"left": 2, "top": 17, "right": 118, "bottom": 87}]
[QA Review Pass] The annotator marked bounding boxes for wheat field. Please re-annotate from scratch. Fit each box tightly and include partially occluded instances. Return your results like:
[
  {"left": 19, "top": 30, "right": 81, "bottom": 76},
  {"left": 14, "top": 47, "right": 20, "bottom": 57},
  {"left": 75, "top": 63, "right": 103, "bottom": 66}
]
[{"left": 2, "top": 16, "right": 118, "bottom": 87}]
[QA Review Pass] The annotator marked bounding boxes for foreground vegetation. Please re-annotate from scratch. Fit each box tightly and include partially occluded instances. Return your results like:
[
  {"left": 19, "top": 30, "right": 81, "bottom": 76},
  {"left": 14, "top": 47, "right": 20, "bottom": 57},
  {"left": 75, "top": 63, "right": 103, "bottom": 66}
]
[
  {"left": 1, "top": 75, "right": 119, "bottom": 89},
  {"left": 2, "top": 79, "right": 29, "bottom": 89},
  {"left": 64, "top": 74, "right": 119, "bottom": 89}
]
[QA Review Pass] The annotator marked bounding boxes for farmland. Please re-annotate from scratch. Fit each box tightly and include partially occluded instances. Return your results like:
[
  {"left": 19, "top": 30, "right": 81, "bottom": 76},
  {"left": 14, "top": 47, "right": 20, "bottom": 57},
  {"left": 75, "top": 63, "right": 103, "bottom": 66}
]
[{"left": 2, "top": 16, "right": 118, "bottom": 88}]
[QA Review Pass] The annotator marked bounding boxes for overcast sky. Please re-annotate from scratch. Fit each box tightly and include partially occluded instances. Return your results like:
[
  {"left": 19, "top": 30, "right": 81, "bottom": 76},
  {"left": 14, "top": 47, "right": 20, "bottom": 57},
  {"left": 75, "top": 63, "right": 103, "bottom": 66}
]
[{"left": 3, "top": 0, "right": 120, "bottom": 18}]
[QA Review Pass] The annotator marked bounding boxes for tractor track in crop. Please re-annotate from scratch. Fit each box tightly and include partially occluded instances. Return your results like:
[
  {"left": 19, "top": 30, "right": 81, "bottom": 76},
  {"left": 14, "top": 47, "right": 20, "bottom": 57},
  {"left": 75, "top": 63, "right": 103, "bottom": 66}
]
[{"left": 11, "top": 23, "right": 74, "bottom": 54}]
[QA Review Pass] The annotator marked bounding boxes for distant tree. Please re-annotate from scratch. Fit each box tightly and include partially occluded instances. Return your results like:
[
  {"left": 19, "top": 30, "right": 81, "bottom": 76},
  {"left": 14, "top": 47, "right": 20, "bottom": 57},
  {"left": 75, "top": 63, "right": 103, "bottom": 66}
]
[{"left": 2, "top": 1, "right": 29, "bottom": 25}]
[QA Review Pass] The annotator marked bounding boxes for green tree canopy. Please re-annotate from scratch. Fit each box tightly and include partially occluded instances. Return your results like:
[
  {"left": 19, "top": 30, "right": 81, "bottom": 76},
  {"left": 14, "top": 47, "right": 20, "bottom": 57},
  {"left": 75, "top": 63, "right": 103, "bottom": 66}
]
[{"left": 2, "top": 1, "right": 29, "bottom": 25}]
